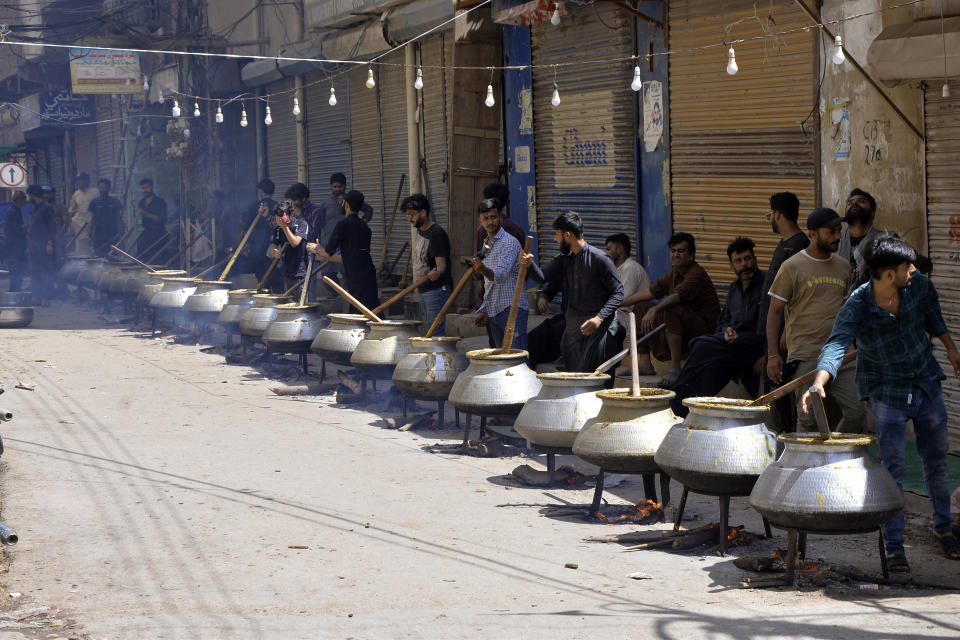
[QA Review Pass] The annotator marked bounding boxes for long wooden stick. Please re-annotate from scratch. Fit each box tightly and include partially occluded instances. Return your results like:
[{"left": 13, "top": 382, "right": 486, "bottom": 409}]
[
  {"left": 424, "top": 268, "right": 473, "bottom": 338},
  {"left": 134, "top": 232, "right": 169, "bottom": 261},
  {"left": 593, "top": 323, "right": 667, "bottom": 374},
  {"left": 61, "top": 221, "right": 89, "bottom": 250},
  {"left": 162, "top": 229, "right": 206, "bottom": 268},
  {"left": 322, "top": 275, "right": 382, "bottom": 323},
  {"left": 94, "top": 227, "right": 132, "bottom": 255},
  {"left": 298, "top": 254, "right": 314, "bottom": 307},
  {"left": 282, "top": 260, "right": 329, "bottom": 297},
  {"left": 499, "top": 236, "right": 534, "bottom": 352},
  {"left": 377, "top": 173, "right": 406, "bottom": 275},
  {"left": 110, "top": 245, "right": 154, "bottom": 271},
  {"left": 371, "top": 274, "right": 431, "bottom": 315},
  {"left": 145, "top": 234, "right": 176, "bottom": 264},
  {"left": 628, "top": 312, "right": 640, "bottom": 396},
  {"left": 747, "top": 351, "right": 857, "bottom": 407},
  {"left": 218, "top": 214, "right": 262, "bottom": 281},
  {"left": 255, "top": 243, "right": 286, "bottom": 291}
]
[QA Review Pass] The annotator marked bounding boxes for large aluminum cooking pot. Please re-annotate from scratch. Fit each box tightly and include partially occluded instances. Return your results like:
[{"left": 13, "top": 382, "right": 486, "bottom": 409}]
[
  {"left": 750, "top": 433, "right": 903, "bottom": 533},
  {"left": 106, "top": 265, "right": 143, "bottom": 297},
  {"left": 311, "top": 313, "right": 370, "bottom": 364},
  {"left": 573, "top": 387, "right": 682, "bottom": 473},
  {"left": 448, "top": 348, "right": 542, "bottom": 417},
  {"left": 0, "top": 307, "right": 33, "bottom": 328},
  {"left": 76, "top": 258, "right": 108, "bottom": 288},
  {"left": 95, "top": 261, "right": 123, "bottom": 293},
  {"left": 351, "top": 320, "right": 423, "bottom": 380},
  {"left": 149, "top": 277, "right": 199, "bottom": 309},
  {"left": 138, "top": 270, "right": 187, "bottom": 306},
  {"left": 217, "top": 289, "right": 257, "bottom": 329},
  {"left": 514, "top": 372, "right": 608, "bottom": 448},
  {"left": 0, "top": 292, "right": 31, "bottom": 307},
  {"left": 239, "top": 294, "right": 292, "bottom": 337},
  {"left": 183, "top": 280, "right": 232, "bottom": 320},
  {"left": 60, "top": 255, "right": 94, "bottom": 284},
  {"left": 392, "top": 336, "right": 468, "bottom": 400},
  {"left": 262, "top": 303, "right": 325, "bottom": 353},
  {"left": 654, "top": 397, "right": 776, "bottom": 496}
]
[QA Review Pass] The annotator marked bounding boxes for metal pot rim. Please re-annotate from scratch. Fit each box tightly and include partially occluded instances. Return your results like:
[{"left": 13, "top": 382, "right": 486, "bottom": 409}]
[
  {"left": 536, "top": 371, "right": 609, "bottom": 382},
  {"left": 465, "top": 348, "right": 529, "bottom": 361},
  {"left": 409, "top": 336, "right": 460, "bottom": 344},
  {"left": 228, "top": 288, "right": 258, "bottom": 295},
  {"left": 683, "top": 396, "right": 769, "bottom": 416},
  {"left": 328, "top": 313, "right": 368, "bottom": 322},
  {"left": 253, "top": 293, "right": 291, "bottom": 300},
  {"left": 192, "top": 280, "right": 231, "bottom": 287},
  {"left": 780, "top": 432, "right": 876, "bottom": 447},
  {"left": 597, "top": 387, "right": 675, "bottom": 402},
  {"left": 367, "top": 319, "right": 422, "bottom": 327},
  {"left": 161, "top": 276, "right": 201, "bottom": 283},
  {"left": 276, "top": 302, "right": 322, "bottom": 310}
]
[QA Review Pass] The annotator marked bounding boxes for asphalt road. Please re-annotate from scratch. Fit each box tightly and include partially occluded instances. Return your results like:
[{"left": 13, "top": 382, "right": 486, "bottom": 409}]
[{"left": 0, "top": 304, "right": 958, "bottom": 639}]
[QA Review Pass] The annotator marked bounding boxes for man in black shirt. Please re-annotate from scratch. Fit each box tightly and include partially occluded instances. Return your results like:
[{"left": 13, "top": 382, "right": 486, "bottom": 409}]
[
  {"left": 403, "top": 194, "right": 453, "bottom": 335},
  {"left": 313, "top": 190, "right": 379, "bottom": 310},
  {"left": 270, "top": 198, "right": 309, "bottom": 298},
  {"left": 26, "top": 184, "right": 56, "bottom": 305},
  {"left": 520, "top": 211, "right": 624, "bottom": 373},
  {"left": 137, "top": 178, "right": 168, "bottom": 260},
  {"left": 3, "top": 190, "right": 27, "bottom": 291},
  {"left": 667, "top": 237, "right": 767, "bottom": 415},
  {"left": 89, "top": 178, "right": 123, "bottom": 257}
]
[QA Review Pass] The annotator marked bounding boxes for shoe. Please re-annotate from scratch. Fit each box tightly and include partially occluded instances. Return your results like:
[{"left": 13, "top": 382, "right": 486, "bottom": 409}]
[
  {"left": 886, "top": 550, "right": 910, "bottom": 573},
  {"left": 658, "top": 369, "right": 679, "bottom": 388},
  {"left": 934, "top": 531, "right": 960, "bottom": 560}
]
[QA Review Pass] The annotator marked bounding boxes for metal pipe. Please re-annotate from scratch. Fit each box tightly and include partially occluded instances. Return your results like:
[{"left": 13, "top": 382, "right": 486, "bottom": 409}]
[{"left": 0, "top": 521, "right": 18, "bottom": 545}]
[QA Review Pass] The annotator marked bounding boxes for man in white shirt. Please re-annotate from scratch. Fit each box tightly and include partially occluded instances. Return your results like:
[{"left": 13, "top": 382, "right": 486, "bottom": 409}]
[
  {"left": 68, "top": 173, "right": 99, "bottom": 254},
  {"left": 605, "top": 233, "right": 649, "bottom": 329}
]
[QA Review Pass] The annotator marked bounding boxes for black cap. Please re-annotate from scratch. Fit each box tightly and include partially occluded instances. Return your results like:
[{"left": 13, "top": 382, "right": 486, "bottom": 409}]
[
  {"left": 344, "top": 190, "right": 364, "bottom": 213},
  {"left": 806, "top": 207, "right": 842, "bottom": 230}
]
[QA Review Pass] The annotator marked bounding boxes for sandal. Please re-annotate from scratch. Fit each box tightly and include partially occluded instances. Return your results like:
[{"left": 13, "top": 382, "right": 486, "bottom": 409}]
[
  {"left": 886, "top": 550, "right": 911, "bottom": 573},
  {"left": 934, "top": 531, "right": 960, "bottom": 560},
  {"left": 658, "top": 370, "right": 680, "bottom": 388}
]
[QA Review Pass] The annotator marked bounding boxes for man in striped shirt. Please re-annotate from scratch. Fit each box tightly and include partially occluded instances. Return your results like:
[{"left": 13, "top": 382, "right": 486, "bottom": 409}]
[{"left": 472, "top": 198, "right": 527, "bottom": 351}]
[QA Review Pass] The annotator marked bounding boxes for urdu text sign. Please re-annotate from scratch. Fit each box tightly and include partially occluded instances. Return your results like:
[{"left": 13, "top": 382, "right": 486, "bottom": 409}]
[{"left": 69, "top": 48, "right": 141, "bottom": 94}]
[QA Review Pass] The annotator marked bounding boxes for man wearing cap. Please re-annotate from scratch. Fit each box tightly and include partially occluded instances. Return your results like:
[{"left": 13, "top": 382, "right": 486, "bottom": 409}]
[
  {"left": 766, "top": 207, "right": 864, "bottom": 432},
  {"left": 312, "top": 190, "right": 379, "bottom": 310},
  {"left": 68, "top": 173, "right": 98, "bottom": 254}
]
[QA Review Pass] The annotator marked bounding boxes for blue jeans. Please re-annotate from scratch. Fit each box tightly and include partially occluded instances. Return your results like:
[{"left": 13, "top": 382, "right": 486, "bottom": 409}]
[
  {"left": 872, "top": 386, "right": 953, "bottom": 552},
  {"left": 420, "top": 286, "right": 450, "bottom": 336},
  {"left": 486, "top": 307, "right": 528, "bottom": 352}
]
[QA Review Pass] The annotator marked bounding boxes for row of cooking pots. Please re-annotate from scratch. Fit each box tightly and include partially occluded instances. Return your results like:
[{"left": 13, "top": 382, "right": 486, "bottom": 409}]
[
  {"left": 0, "top": 291, "right": 33, "bottom": 328},
  {"left": 140, "top": 271, "right": 904, "bottom": 535}
]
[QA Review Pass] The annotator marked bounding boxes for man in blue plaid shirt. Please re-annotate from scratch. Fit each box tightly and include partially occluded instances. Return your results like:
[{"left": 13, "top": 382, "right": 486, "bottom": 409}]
[
  {"left": 472, "top": 198, "right": 527, "bottom": 351},
  {"left": 802, "top": 235, "right": 960, "bottom": 572}
]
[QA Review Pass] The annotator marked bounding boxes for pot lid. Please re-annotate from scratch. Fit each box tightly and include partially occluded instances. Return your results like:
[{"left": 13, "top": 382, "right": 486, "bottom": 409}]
[
  {"left": 409, "top": 336, "right": 461, "bottom": 344},
  {"left": 597, "top": 387, "right": 675, "bottom": 402},
  {"left": 682, "top": 396, "right": 769, "bottom": 417},
  {"left": 465, "top": 347, "right": 530, "bottom": 361},
  {"left": 328, "top": 313, "right": 369, "bottom": 323},
  {"left": 367, "top": 319, "right": 422, "bottom": 327},
  {"left": 193, "top": 280, "right": 232, "bottom": 286},
  {"left": 160, "top": 276, "right": 201, "bottom": 283},
  {"left": 536, "top": 371, "right": 609, "bottom": 384},
  {"left": 779, "top": 432, "right": 876, "bottom": 447},
  {"left": 276, "top": 302, "right": 322, "bottom": 310}
]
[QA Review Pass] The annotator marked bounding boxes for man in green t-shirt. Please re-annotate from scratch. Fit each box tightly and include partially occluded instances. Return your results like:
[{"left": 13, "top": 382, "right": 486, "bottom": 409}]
[{"left": 765, "top": 207, "right": 864, "bottom": 433}]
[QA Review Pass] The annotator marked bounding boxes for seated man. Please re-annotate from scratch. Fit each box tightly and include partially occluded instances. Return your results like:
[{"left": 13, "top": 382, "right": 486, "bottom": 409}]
[
  {"left": 621, "top": 232, "right": 720, "bottom": 386},
  {"left": 667, "top": 237, "right": 766, "bottom": 415}
]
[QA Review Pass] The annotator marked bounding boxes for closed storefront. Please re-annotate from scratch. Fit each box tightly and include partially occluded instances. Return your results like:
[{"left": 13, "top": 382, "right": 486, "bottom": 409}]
[
  {"left": 348, "top": 64, "right": 387, "bottom": 271},
  {"left": 75, "top": 125, "right": 99, "bottom": 182},
  {"left": 265, "top": 78, "right": 298, "bottom": 194},
  {"left": 306, "top": 71, "right": 351, "bottom": 193},
  {"left": 378, "top": 51, "right": 411, "bottom": 276},
  {"left": 924, "top": 82, "right": 960, "bottom": 453},
  {"left": 668, "top": 0, "right": 816, "bottom": 282},
  {"left": 96, "top": 96, "right": 124, "bottom": 189},
  {"left": 530, "top": 2, "right": 638, "bottom": 263},
  {"left": 418, "top": 32, "right": 453, "bottom": 230}
]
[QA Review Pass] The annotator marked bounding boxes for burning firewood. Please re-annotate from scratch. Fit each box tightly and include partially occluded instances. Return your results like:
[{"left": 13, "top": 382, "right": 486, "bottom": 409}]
[{"left": 593, "top": 499, "right": 663, "bottom": 525}]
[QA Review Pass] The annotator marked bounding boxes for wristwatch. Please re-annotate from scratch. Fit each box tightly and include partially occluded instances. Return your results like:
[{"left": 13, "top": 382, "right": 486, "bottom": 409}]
[{"left": 808, "top": 385, "right": 819, "bottom": 394}]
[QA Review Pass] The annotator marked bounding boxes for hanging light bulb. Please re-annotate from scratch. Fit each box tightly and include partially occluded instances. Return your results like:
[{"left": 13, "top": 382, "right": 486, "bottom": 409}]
[
  {"left": 292, "top": 96, "right": 301, "bottom": 116},
  {"left": 215, "top": 103, "right": 223, "bottom": 124},
  {"left": 832, "top": 35, "right": 846, "bottom": 66},
  {"left": 630, "top": 65, "right": 643, "bottom": 91},
  {"left": 726, "top": 47, "right": 738, "bottom": 75},
  {"left": 484, "top": 84, "right": 495, "bottom": 108},
  {"left": 944, "top": 81, "right": 952, "bottom": 98},
  {"left": 171, "top": 99, "right": 181, "bottom": 118},
  {"left": 366, "top": 68, "right": 376, "bottom": 89},
  {"left": 240, "top": 105, "right": 248, "bottom": 127},
  {"left": 193, "top": 102, "right": 200, "bottom": 117},
  {"left": 264, "top": 104, "right": 273, "bottom": 125},
  {"left": 414, "top": 67, "right": 424, "bottom": 91},
  {"left": 551, "top": 83, "right": 561, "bottom": 107},
  {"left": 142, "top": 75, "right": 150, "bottom": 91},
  {"left": 550, "top": 5, "right": 561, "bottom": 26},
  {"left": 329, "top": 87, "right": 338, "bottom": 106}
]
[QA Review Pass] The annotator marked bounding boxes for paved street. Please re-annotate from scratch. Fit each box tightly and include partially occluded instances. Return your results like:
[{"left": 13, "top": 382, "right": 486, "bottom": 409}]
[{"left": 0, "top": 304, "right": 958, "bottom": 639}]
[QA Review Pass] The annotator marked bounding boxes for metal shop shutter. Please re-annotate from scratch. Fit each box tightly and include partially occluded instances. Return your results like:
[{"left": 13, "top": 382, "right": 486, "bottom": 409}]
[
  {"left": 668, "top": 0, "right": 816, "bottom": 283},
  {"left": 265, "top": 78, "right": 298, "bottom": 194},
  {"left": 378, "top": 50, "right": 411, "bottom": 277},
  {"left": 419, "top": 32, "right": 453, "bottom": 230},
  {"left": 924, "top": 83, "right": 960, "bottom": 453},
  {"left": 306, "top": 71, "right": 351, "bottom": 192},
  {"left": 349, "top": 64, "right": 387, "bottom": 273},
  {"left": 531, "top": 2, "right": 638, "bottom": 264},
  {"left": 75, "top": 125, "right": 99, "bottom": 182}
]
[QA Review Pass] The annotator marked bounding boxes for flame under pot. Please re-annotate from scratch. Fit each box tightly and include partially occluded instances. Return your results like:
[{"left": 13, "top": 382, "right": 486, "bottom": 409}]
[
  {"left": 750, "top": 433, "right": 903, "bottom": 533},
  {"left": 392, "top": 336, "right": 469, "bottom": 400},
  {"left": 654, "top": 397, "right": 776, "bottom": 496},
  {"left": 573, "top": 387, "right": 683, "bottom": 473},
  {"left": 448, "top": 348, "right": 542, "bottom": 418}
]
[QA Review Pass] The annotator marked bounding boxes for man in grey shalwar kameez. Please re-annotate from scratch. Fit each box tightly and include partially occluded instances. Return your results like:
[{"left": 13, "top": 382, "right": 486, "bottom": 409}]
[{"left": 520, "top": 211, "right": 624, "bottom": 373}]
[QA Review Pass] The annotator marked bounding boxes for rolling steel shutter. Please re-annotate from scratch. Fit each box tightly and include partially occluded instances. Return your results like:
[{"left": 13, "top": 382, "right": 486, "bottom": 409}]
[
  {"left": 668, "top": 0, "right": 816, "bottom": 282},
  {"left": 419, "top": 32, "right": 453, "bottom": 229},
  {"left": 306, "top": 71, "right": 352, "bottom": 192},
  {"left": 378, "top": 51, "right": 411, "bottom": 276},
  {"left": 924, "top": 82, "right": 960, "bottom": 453},
  {"left": 530, "top": 2, "right": 638, "bottom": 263},
  {"left": 265, "top": 78, "right": 298, "bottom": 195},
  {"left": 349, "top": 64, "right": 387, "bottom": 273}
]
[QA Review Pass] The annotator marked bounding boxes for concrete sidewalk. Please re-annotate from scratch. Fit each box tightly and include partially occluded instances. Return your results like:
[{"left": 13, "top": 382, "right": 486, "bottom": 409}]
[{"left": 0, "top": 303, "right": 957, "bottom": 639}]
